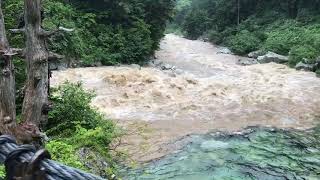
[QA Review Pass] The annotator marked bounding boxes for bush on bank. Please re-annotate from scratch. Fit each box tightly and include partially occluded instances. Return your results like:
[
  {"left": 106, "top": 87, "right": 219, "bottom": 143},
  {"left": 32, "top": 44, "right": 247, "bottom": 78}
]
[{"left": 46, "top": 82, "right": 119, "bottom": 177}]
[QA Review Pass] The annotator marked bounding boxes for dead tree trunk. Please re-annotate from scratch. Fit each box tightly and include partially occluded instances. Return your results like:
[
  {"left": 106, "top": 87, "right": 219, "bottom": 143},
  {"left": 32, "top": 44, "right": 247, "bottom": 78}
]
[
  {"left": 288, "top": 0, "right": 300, "bottom": 19},
  {"left": 21, "top": 0, "right": 49, "bottom": 127},
  {"left": 0, "top": 0, "right": 17, "bottom": 135},
  {"left": 237, "top": 0, "right": 240, "bottom": 26}
]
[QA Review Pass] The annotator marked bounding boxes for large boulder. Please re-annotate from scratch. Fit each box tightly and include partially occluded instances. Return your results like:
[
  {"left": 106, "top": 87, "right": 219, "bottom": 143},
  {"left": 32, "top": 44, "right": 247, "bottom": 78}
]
[
  {"left": 248, "top": 50, "right": 265, "bottom": 59},
  {"left": 217, "top": 47, "right": 233, "bottom": 55},
  {"left": 295, "top": 61, "right": 315, "bottom": 71},
  {"left": 257, "top": 51, "right": 289, "bottom": 64}
]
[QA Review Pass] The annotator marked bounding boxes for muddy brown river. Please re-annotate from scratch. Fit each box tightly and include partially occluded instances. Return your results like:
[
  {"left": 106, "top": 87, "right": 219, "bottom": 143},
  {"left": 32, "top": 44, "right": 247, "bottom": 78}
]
[{"left": 51, "top": 34, "right": 320, "bottom": 163}]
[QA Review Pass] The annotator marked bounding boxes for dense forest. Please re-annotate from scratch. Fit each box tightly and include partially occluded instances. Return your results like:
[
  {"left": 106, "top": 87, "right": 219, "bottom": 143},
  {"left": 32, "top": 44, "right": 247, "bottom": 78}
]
[
  {"left": 170, "top": 0, "right": 320, "bottom": 73},
  {"left": 4, "top": 0, "right": 175, "bottom": 66},
  {"left": 0, "top": 0, "right": 175, "bottom": 178}
]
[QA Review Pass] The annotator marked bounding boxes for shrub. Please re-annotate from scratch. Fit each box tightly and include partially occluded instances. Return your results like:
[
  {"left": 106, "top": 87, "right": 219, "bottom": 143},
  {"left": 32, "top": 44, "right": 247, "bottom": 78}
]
[
  {"left": 183, "top": 10, "right": 211, "bottom": 39},
  {"left": 47, "top": 82, "right": 118, "bottom": 177},
  {"left": 47, "top": 82, "right": 114, "bottom": 137},
  {"left": 46, "top": 140, "right": 86, "bottom": 170},
  {"left": 316, "top": 69, "right": 320, "bottom": 77},
  {"left": 0, "top": 166, "right": 5, "bottom": 178},
  {"left": 226, "top": 30, "right": 261, "bottom": 55},
  {"left": 289, "top": 45, "right": 318, "bottom": 66},
  {"left": 207, "top": 30, "right": 223, "bottom": 44},
  {"left": 69, "top": 125, "right": 116, "bottom": 157},
  {"left": 263, "top": 22, "right": 303, "bottom": 55}
]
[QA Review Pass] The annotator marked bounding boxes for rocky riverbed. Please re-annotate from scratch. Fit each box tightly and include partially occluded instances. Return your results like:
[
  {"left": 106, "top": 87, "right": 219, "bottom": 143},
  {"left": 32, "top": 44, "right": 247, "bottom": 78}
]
[{"left": 51, "top": 34, "right": 320, "bottom": 164}]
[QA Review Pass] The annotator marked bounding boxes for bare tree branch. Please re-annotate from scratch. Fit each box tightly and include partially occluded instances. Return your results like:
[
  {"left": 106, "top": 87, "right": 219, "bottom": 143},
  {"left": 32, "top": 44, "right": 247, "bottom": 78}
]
[
  {"left": 0, "top": 48, "right": 24, "bottom": 57},
  {"left": 39, "top": 27, "right": 74, "bottom": 37},
  {"left": 9, "top": 28, "right": 25, "bottom": 34}
]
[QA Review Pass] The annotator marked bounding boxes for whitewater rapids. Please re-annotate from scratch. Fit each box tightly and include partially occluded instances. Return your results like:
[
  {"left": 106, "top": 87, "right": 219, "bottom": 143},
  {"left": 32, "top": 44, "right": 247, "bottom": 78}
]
[{"left": 51, "top": 34, "right": 320, "bottom": 162}]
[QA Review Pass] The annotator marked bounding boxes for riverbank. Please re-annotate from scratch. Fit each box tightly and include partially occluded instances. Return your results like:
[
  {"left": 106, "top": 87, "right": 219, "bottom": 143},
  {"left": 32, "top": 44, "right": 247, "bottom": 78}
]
[{"left": 51, "top": 34, "right": 320, "bottom": 163}]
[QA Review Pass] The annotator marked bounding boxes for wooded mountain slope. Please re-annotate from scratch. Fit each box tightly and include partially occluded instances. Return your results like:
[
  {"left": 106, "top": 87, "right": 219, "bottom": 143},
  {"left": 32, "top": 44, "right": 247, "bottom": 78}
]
[
  {"left": 171, "top": 0, "right": 320, "bottom": 73},
  {"left": 4, "top": 0, "right": 175, "bottom": 65}
]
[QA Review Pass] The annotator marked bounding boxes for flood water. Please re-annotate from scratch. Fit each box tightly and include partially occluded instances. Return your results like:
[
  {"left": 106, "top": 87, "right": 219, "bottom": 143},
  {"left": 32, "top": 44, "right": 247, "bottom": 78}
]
[
  {"left": 52, "top": 34, "right": 320, "bottom": 166},
  {"left": 122, "top": 127, "right": 320, "bottom": 180}
]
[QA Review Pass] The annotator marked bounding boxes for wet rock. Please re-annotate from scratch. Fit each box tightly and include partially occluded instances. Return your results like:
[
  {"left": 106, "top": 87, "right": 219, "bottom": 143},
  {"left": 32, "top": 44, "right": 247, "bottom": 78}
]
[
  {"left": 315, "top": 57, "right": 320, "bottom": 69},
  {"left": 295, "top": 61, "right": 315, "bottom": 71},
  {"left": 198, "top": 36, "right": 209, "bottom": 42},
  {"left": 130, "top": 64, "right": 141, "bottom": 69},
  {"left": 148, "top": 59, "right": 163, "bottom": 67},
  {"left": 257, "top": 51, "right": 289, "bottom": 64},
  {"left": 83, "top": 61, "right": 103, "bottom": 67},
  {"left": 49, "top": 61, "right": 68, "bottom": 71},
  {"left": 49, "top": 61, "right": 59, "bottom": 71},
  {"left": 217, "top": 47, "right": 233, "bottom": 55},
  {"left": 302, "top": 58, "right": 314, "bottom": 64},
  {"left": 77, "top": 148, "right": 110, "bottom": 178},
  {"left": 237, "top": 58, "right": 259, "bottom": 66},
  {"left": 161, "top": 63, "right": 173, "bottom": 70},
  {"left": 247, "top": 50, "right": 265, "bottom": 59}
]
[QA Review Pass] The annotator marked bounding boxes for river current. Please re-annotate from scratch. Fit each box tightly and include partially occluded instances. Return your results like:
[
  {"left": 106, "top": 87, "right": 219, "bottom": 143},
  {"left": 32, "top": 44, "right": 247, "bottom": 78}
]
[{"left": 52, "top": 34, "right": 320, "bottom": 179}]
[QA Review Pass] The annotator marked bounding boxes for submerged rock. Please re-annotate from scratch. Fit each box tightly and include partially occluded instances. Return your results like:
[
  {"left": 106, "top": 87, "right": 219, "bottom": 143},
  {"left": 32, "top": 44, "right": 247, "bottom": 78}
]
[
  {"left": 257, "top": 51, "right": 289, "bottom": 64},
  {"left": 130, "top": 64, "right": 141, "bottom": 69},
  {"left": 237, "top": 58, "right": 259, "bottom": 66},
  {"left": 161, "top": 63, "right": 174, "bottom": 70}
]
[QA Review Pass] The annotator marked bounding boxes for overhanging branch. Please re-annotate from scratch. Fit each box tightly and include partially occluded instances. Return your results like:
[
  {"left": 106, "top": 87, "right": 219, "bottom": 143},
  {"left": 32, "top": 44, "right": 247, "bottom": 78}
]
[
  {"left": 0, "top": 48, "right": 24, "bottom": 57},
  {"left": 9, "top": 28, "right": 25, "bottom": 34},
  {"left": 39, "top": 27, "right": 74, "bottom": 37}
]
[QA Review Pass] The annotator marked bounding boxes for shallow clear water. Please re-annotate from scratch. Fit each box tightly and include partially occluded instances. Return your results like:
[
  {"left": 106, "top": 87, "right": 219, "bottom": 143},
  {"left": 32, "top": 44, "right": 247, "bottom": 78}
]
[{"left": 121, "top": 127, "right": 320, "bottom": 180}]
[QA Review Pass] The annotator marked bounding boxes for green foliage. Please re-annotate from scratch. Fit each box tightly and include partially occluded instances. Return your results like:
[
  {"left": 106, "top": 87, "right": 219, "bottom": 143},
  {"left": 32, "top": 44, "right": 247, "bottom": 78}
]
[
  {"left": 4, "top": 0, "right": 175, "bottom": 65},
  {"left": 46, "top": 140, "right": 86, "bottom": 170},
  {"left": 226, "top": 30, "right": 261, "bottom": 55},
  {"left": 207, "top": 30, "right": 223, "bottom": 44},
  {"left": 183, "top": 10, "right": 210, "bottom": 39},
  {"left": 171, "top": 0, "right": 320, "bottom": 73},
  {"left": 316, "top": 69, "right": 320, "bottom": 77},
  {"left": 263, "top": 21, "right": 303, "bottom": 55},
  {"left": 0, "top": 165, "right": 5, "bottom": 178},
  {"left": 289, "top": 45, "right": 318, "bottom": 66},
  {"left": 47, "top": 82, "right": 118, "bottom": 177},
  {"left": 47, "top": 82, "right": 114, "bottom": 137},
  {"left": 69, "top": 125, "right": 116, "bottom": 157}
]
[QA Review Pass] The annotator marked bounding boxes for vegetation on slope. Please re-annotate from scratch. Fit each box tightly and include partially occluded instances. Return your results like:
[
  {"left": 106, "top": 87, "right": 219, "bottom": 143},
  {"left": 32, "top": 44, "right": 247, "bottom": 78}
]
[
  {"left": 1, "top": 0, "right": 175, "bottom": 177},
  {"left": 4, "top": 0, "right": 175, "bottom": 65},
  {"left": 171, "top": 0, "right": 320, "bottom": 71},
  {"left": 46, "top": 82, "right": 119, "bottom": 178}
]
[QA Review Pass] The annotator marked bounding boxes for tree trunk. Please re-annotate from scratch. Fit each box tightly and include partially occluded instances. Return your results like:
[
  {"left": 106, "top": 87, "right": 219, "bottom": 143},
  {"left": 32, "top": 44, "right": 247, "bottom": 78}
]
[
  {"left": 288, "top": 0, "right": 300, "bottom": 19},
  {"left": 237, "top": 0, "right": 240, "bottom": 25},
  {"left": 0, "top": 0, "right": 17, "bottom": 135},
  {"left": 21, "top": 0, "right": 49, "bottom": 127}
]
